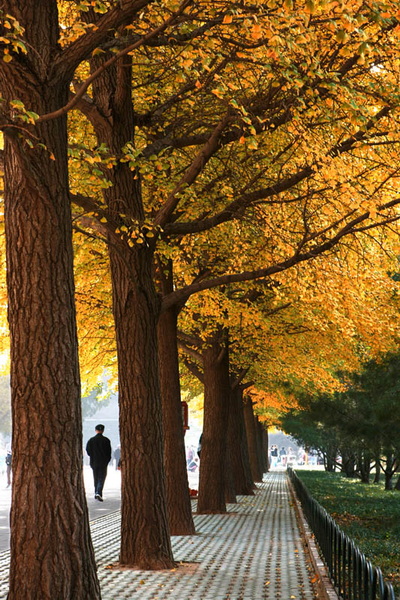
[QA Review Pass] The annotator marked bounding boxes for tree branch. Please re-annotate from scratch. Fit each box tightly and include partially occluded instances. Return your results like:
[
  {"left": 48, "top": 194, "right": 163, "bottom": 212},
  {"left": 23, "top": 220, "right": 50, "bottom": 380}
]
[
  {"left": 39, "top": 0, "right": 193, "bottom": 123},
  {"left": 161, "top": 196, "right": 400, "bottom": 311},
  {"left": 179, "top": 339, "right": 202, "bottom": 364},
  {"left": 181, "top": 356, "right": 204, "bottom": 384},
  {"left": 164, "top": 107, "right": 392, "bottom": 235},
  {"left": 153, "top": 112, "right": 231, "bottom": 228}
]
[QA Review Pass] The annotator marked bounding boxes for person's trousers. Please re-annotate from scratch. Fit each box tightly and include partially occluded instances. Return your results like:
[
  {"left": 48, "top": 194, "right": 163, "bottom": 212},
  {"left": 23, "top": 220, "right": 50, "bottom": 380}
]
[{"left": 92, "top": 465, "right": 108, "bottom": 496}]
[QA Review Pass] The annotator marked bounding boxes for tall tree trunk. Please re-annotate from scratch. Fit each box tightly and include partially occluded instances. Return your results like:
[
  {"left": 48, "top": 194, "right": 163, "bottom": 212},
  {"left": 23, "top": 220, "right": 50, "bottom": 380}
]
[
  {"left": 224, "top": 451, "right": 237, "bottom": 503},
  {"left": 228, "top": 386, "right": 254, "bottom": 495},
  {"left": 325, "top": 455, "right": 335, "bottom": 472},
  {"left": 157, "top": 269, "right": 195, "bottom": 534},
  {"left": 358, "top": 451, "right": 371, "bottom": 484},
  {"left": 341, "top": 450, "right": 356, "bottom": 478},
  {"left": 1, "top": 3, "right": 99, "bottom": 597},
  {"left": 384, "top": 453, "right": 394, "bottom": 491},
  {"left": 89, "top": 52, "right": 174, "bottom": 567},
  {"left": 373, "top": 450, "right": 381, "bottom": 483},
  {"left": 264, "top": 427, "right": 269, "bottom": 472},
  {"left": 111, "top": 246, "right": 174, "bottom": 566},
  {"left": 224, "top": 399, "right": 237, "bottom": 504},
  {"left": 255, "top": 418, "right": 267, "bottom": 476},
  {"left": 243, "top": 396, "right": 263, "bottom": 483},
  {"left": 197, "top": 332, "right": 230, "bottom": 513}
]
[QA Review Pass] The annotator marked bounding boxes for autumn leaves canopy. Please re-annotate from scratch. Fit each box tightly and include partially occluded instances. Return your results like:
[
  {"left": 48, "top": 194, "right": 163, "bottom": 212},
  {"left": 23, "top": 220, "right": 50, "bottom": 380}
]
[{"left": 1, "top": 0, "right": 400, "bottom": 596}]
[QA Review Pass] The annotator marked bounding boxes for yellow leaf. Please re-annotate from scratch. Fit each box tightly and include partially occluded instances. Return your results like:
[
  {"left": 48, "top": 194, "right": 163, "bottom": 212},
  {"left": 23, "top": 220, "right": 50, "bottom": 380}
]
[
  {"left": 336, "top": 30, "right": 349, "bottom": 43},
  {"left": 305, "top": 0, "right": 315, "bottom": 13},
  {"left": 223, "top": 14, "right": 233, "bottom": 24},
  {"left": 211, "top": 87, "right": 225, "bottom": 99},
  {"left": 251, "top": 24, "right": 263, "bottom": 40}
]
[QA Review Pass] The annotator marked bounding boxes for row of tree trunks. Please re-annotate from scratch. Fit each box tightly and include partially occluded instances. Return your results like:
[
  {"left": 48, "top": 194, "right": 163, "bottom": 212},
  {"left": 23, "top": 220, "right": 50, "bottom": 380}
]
[
  {"left": 86, "top": 37, "right": 195, "bottom": 541},
  {"left": 244, "top": 397, "right": 264, "bottom": 483},
  {"left": 194, "top": 327, "right": 269, "bottom": 513},
  {"left": 0, "top": 1, "right": 267, "bottom": 592},
  {"left": 228, "top": 386, "right": 254, "bottom": 496},
  {"left": 256, "top": 418, "right": 269, "bottom": 476},
  {"left": 197, "top": 333, "right": 231, "bottom": 513}
]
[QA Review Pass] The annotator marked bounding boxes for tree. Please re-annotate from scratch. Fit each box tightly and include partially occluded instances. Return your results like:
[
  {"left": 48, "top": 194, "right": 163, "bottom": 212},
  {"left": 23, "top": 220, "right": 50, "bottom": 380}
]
[
  {"left": 2, "top": 0, "right": 400, "bottom": 583},
  {"left": 281, "top": 352, "right": 400, "bottom": 487},
  {"left": 69, "top": 3, "right": 400, "bottom": 521},
  {"left": 0, "top": 0, "right": 159, "bottom": 596}
]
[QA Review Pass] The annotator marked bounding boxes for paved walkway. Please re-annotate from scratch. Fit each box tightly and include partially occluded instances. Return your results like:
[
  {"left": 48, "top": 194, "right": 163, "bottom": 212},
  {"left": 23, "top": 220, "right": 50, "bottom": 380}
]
[{"left": 0, "top": 471, "right": 319, "bottom": 599}]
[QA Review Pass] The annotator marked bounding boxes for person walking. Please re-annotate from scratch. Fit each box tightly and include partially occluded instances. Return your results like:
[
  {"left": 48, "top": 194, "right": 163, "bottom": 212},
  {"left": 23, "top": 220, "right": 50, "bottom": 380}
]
[
  {"left": 279, "top": 446, "right": 287, "bottom": 467},
  {"left": 86, "top": 424, "right": 112, "bottom": 501},
  {"left": 113, "top": 445, "right": 121, "bottom": 470},
  {"left": 5, "top": 444, "right": 12, "bottom": 487},
  {"left": 270, "top": 445, "right": 278, "bottom": 469}
]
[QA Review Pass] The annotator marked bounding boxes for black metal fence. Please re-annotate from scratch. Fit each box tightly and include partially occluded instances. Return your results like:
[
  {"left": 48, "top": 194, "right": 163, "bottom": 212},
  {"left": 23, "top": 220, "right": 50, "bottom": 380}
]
[{"left": 287, "top": 468, "right": 396, "bottom": 600}]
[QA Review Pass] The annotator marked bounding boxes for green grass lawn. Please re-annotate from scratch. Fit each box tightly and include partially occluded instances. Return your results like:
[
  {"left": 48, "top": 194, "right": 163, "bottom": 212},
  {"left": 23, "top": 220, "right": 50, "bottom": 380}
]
[{"left": 294, "top": 469, "right": 400, "bottom": 596}]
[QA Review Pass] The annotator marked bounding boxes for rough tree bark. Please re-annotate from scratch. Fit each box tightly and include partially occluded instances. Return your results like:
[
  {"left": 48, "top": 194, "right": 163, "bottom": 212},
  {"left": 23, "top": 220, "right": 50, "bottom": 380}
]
[
  {"left": 0, "top": 2, "right": 100, "bottom": 597},
  {"left": 228, "top": 386, "right": 254, "bottom": 495},
  {"left": 224, "top": 402, "right": 237, "bottom": 504},
  {"left": 111, "top": 246, "right": 174, "bottom": 566},
  {"left": 88, "top": 49, "right": 175, "bottom": 567},
  {"left": 157, "top": 261, "right": 195, "bottom": 535},
  {"left": 384, "top": 452, "right": 395, "bottom": 491},
  {"left": 243, "top": 396, "right": 263, "bottom": 483},
  {"left": 197, "top": 331, "right": 230, "bottom": 514},
  {"left": 256, "top": 418, "right": 268, "bottom": 475}
]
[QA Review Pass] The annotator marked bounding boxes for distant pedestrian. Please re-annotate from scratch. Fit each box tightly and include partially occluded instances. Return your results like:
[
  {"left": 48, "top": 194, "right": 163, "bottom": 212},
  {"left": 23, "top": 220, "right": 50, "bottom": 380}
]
[
  {"left": 270, "top": 445, "right": 278, "bottom": 469},
  {"left": 279, "top": 446, "right": 287, "bottom": 467},
  {"left": 5, "top": 445, "right": 11, "bottom": 487},
  {"left": 86, "top": 424, "right": 112, "bottom": 502},
  {"left": 113, "top": 445, "right": 121, "bottom": 470},
  {"left": 186, "top": 445, "right": 198, "bottom": 472}
]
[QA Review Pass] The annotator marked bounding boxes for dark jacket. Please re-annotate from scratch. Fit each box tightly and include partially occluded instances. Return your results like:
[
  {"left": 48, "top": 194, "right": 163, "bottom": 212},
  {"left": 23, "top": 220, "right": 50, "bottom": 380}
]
[{"left": 86, "top": 433, "right": 112, "bottom": 469}]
